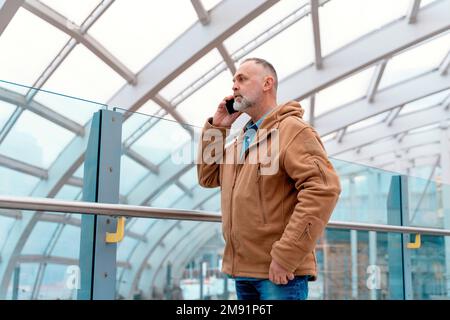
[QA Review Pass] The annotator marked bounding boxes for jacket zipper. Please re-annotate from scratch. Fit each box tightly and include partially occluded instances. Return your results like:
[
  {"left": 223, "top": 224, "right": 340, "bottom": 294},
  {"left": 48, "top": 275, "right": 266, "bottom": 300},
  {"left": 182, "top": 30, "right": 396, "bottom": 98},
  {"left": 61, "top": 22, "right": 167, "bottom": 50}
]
[
  {"left": 314, "top": 160, "right": 328, "bottom": 186},
  {"left": 229, "top": 141, "right": 238, "bottom": 277},
  {"left": 256, "top": 164, "right": 267, "bottom": 224},
  {"left": 297, "top": 222, "right": 312, "bottom": 242}
]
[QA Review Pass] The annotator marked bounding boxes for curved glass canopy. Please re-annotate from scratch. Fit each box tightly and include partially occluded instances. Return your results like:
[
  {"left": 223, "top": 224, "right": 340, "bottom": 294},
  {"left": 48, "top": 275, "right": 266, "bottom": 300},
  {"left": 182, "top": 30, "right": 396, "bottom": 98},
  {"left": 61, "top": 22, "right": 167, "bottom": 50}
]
[{"left": 0, "top": 0, "right": 449, "bottom": 299}]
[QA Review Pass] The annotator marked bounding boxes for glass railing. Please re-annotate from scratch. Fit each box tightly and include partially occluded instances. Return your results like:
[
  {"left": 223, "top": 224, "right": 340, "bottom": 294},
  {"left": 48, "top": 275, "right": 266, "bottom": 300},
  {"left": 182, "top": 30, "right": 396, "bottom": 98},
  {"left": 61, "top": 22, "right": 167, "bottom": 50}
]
[
  {"left": 0, "top": 209, "right": 83, "bottom": 300},
  {"left": 1, "top": 197, "right": 450, "bottom": 300},
  {"left": 1, "top": 80, "right": 450, "bottom": 300},
  {"left": 0, "top": 80, "right": 106, "bottom": 300}
]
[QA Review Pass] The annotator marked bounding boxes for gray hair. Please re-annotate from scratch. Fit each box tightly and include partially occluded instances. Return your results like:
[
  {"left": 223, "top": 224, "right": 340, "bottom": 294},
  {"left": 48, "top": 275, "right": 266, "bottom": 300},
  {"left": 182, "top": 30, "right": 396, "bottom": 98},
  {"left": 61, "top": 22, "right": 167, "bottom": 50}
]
[{"left": 241, "top": 57, "right": 278, "bottom": 91}]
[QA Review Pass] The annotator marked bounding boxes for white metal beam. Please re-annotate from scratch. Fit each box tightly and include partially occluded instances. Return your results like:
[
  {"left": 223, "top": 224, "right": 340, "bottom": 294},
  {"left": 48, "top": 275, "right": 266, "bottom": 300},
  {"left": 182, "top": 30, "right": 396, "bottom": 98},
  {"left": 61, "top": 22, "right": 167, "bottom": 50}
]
[
  {"left": 325, "top": 104, "right": 450, "bottom": 155},
  {"left": 309, "top": 94, "right": 316, "bottom": 126},
  {"left": 152, "top": 94, "right": 194, "bottom": 136},
  {"left": 124, "top": 148, "right": 159, "bottom": 174},
  {"left": 367, "top": 143, "right": 440, "bottom": 168},
  {"left": 385, "top": 105, "right": 403, "bottom": 126},
  {"left": 407, "top": 0, "right": 421, "bottom": 24},
  {"left": 338, "top": 128, "right": 441, "bottom": 163},
  {"left": 0, "top": 154, "right": 48, "bottom": 179},
  {"left": 0, "top": 86, "right": 85, "bottom": 135},
  {"left": 367, "top": 60, "right": 387, "bottom": 103},
  {"left": 315, "top": 71, "right": 450, "bottom": 136},
  {"left": 440, "top": 50, "right": 450, "bottom": 76},
  {"left": 66, "top": 176, "right": 83, "bottom": 188},
  {"left": 26, "top": 0, "right": 115, "bottom": 101},
  {"left": 191, "top": 0, "right": 210, "bottom": 25},
  {"left": 0, "top": 0, "right": 23, "bottom": 36},
  {"left": 0, "top": 209, "right": 22, "bottom": 219},
  {"left": 107, "top": 0, "right": 279, "bottom": 115},
  {"left": 310, "top": 0, "right": 323, "bottom": 69},
  {"left": 217, "top": 43, "right": 236, "bottom": 75},
  {"left": 278, "top": 0, "right": 450, "bottom": 102},
  {"left": 23, "top": 0, "right": 136, "bottom": 85}
]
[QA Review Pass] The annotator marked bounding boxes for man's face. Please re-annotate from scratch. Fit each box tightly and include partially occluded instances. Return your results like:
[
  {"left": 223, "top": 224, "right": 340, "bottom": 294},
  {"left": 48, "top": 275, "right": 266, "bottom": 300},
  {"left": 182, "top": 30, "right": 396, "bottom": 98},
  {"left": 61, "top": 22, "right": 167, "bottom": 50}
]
[{"left": 232, "top": 61, "right": 264, "bottom": 111}]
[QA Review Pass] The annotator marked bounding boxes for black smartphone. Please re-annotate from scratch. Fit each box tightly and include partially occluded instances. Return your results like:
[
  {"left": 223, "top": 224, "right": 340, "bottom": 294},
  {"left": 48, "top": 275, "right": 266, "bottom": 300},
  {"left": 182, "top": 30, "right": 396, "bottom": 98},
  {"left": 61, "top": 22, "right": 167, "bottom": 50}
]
[{"left": 225, "top": 98, "right": 237, "bottom": 114}]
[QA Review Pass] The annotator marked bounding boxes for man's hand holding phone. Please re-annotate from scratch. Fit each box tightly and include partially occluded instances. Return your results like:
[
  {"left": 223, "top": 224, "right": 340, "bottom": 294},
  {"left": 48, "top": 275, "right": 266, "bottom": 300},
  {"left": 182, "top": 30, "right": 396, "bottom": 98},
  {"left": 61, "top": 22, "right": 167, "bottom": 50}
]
[{"left": 212, "top": 95, "right": 242, "bottom": 127}]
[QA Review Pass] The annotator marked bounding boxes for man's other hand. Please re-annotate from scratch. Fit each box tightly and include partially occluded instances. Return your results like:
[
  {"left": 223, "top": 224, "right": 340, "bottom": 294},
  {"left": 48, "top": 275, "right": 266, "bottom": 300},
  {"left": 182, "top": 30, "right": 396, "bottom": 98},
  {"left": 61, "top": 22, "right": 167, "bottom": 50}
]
[{"left": 269, "top": 259, "right": 294, "bottom": 285}]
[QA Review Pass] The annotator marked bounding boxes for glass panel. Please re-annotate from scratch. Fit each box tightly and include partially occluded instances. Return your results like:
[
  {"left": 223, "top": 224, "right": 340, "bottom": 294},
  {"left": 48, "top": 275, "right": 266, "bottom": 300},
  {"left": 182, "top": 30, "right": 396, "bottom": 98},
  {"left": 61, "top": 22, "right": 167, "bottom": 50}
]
[
  {"left": 115, "top": 219, "right": 228, "bottom": 300},
  {"left": 0, "top": 216, "right": 17, "bottom": 254},
  {"left": 128, "top": 218, "right": 154, "bottom": 235},
  {"left": 346, "top": 111, "right": 390, "bottom": 133},
  {"left": 314, "top": 229, "right": 404, "bottom": 299},
  {"left": 117, "top": 108, "right": 216, "bottom": 211},
  {"left": 0, "top": 100, "right": 16, "bottom": 130},
  {"left": 174, "top": 70, "right": 231, "bottom": 127},
  {"left": 224, "top": 0, "right": 308, "bottom": 53},
  {"left": 0, "top": 166, "right": 40, "bottom": 196},
  {"left": 0, "top": 110, "right": 75, "bottom": 168},
  {"left": 0, "top": 8, "right": 70, "bottom": 92},
  {"left": 315, "top": 66, "right": 375, "bottom": 117},
  {"left": 22, "top": 221, "right": 59, "bottom": 255},
  {"left": 51, "top": 223, "right": 80, "bottom": 259},
  {"left": 407, "top": 176, "right": 443, "bottom": 228},
  {"left": 239, "top": 16, "right": 313, "bottom": 81},
  {"left": 380, "top": 32, "right": 450, "bottom": 90},
  {"left": 179, "top": 166, "right": 199, "bottom": 190},
  {"left": 54, "top": 185, "right": 82, "bottom": 200},
  {"left": 0, "top": 80, "right": 103, "bottom": 173},
  {"left": 159, "top": 48, "right": 223, "bottom": 102},
  {"left": 331, "top": 158, "right": 400, "bottom": 224},
  {"left": 40, "top": 0, "right": 101, "bottom": 26},
  {"left": 38, "top": 264, "right": 78, "bottom": 300},
  {"left": 88, "top": 0, "right": 197, "bottom": 73},
  {"left": 410, "top": 234, "right": 450, "bottom": 299},
  {"left": 399, "top": 89, "right": 450, "bottom": 116},
  {"left": 202, "top": 0, "right": 222, "bottom": 11},
  {"left": 122, "top": 100, "right": 161, "bottom": 141},
  {"left": 117, "top": 236, "right": 138, "bottom": 262},
  {"left": 320, "top": 0, "right": 409, "bottom": 56},
  {"left": 2, "top": 210, "right": 83, "bottom": 300},
  {"left": 421, "top": 0, "right": 439, "bottom": 7},
  {"left": 35, "top": 45, "right": 125, "bottom": 107},
  {"left": 151, "top": 185, "right": 184, "bottom": 208},
  {"left": 73, "top": 163, "right": 84, "bottom": 179},
  {"left": 127, "top": 112, "right": 194, "bottom": 167}
]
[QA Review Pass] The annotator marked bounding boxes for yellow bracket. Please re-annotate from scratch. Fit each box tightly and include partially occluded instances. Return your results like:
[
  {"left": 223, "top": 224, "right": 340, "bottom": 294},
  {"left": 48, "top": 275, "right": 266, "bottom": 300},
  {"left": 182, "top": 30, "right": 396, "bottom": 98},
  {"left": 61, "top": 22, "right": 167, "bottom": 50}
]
[
  {"left": 105, "top": 217, "right": 125, "bottom": 243},
  {"left": 407, "top": 234, "right": 421, "bottom": 249}
]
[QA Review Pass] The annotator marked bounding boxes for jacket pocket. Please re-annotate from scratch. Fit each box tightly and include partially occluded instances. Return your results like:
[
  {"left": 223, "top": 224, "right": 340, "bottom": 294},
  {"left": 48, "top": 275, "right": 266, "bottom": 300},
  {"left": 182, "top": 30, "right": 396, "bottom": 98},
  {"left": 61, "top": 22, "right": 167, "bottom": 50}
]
[
  {"left": 314, "top": 159, "right": 328, "bottom": 186},
  {"left": 256, "top": 164, "right": 267, "bottom": 224}
]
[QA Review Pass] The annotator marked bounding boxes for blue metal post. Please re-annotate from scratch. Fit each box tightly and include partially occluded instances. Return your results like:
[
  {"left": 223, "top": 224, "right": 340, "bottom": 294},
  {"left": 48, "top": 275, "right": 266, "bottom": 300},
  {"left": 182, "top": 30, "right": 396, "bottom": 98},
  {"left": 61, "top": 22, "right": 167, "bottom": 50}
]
[{"left": 78, "top": 110, "right": 122, "bottom": 300}]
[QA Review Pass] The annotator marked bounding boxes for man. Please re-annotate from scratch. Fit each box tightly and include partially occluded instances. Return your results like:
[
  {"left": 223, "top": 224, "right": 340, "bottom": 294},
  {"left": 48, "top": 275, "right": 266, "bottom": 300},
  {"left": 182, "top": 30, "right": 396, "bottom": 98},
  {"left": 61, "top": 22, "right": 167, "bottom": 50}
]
[{"left": 197, "top": 58, "right": 341, "bottom": 300}]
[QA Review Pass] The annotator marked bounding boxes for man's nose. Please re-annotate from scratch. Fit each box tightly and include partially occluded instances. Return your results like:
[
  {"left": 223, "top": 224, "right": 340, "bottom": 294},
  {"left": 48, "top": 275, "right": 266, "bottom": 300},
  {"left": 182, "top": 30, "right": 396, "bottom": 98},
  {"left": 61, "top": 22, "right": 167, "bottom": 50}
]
[{"left": 232, "top": 83, "right": 239, "bottom": 92}]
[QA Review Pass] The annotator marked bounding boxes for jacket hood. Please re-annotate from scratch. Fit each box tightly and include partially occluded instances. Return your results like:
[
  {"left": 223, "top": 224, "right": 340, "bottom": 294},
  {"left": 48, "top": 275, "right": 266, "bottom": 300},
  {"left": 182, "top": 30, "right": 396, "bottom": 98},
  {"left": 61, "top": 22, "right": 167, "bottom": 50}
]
[{"left": 259, "top": 100, "right": 304, "bottom": 130}]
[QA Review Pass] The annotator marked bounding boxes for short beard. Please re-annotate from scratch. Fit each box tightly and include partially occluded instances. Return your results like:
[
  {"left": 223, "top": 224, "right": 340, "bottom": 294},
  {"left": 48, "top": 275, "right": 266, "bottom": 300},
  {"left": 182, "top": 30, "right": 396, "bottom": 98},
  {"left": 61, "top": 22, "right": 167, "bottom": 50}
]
[{"left": 233, "top": 96, "right": 254, "bottom": 112}]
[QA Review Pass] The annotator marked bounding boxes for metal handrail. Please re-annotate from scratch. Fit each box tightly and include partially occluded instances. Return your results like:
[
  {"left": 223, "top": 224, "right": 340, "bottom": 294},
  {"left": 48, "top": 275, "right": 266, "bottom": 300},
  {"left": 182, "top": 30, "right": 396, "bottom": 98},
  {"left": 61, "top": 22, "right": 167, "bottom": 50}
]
[{"left": 1, "top": 195, "right": 450, "bottom": 237}]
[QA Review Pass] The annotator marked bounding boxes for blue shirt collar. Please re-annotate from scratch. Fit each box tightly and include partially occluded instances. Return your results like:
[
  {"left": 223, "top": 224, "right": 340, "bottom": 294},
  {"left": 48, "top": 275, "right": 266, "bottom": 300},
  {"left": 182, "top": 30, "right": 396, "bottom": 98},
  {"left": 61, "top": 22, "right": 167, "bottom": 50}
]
[{"left": 244, "top": 108, "right": 273, "bottom": 132}]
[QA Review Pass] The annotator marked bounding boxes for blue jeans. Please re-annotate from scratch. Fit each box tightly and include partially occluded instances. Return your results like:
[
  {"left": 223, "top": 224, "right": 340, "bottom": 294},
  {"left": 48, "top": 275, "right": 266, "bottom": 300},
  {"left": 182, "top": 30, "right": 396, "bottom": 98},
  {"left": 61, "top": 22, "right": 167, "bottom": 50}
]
[{"left": 234, "top": 276, "right": 309, "bottom": 300}]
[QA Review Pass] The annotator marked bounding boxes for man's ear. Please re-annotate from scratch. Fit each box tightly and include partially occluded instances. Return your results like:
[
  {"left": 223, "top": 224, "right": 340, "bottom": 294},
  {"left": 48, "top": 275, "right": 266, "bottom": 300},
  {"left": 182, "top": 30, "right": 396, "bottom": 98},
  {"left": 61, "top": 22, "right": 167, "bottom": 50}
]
[{"left": 263, "top": 76, "right": 274, "bottom": 92}]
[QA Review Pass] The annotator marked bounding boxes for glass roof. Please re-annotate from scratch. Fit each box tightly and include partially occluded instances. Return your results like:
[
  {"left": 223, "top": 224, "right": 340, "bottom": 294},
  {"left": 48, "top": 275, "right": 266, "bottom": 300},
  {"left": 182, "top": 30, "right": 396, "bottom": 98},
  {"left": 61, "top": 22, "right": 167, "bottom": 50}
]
[
  {"left": 0, "top": 8, "right": 70, "bottom": 93},
  {"left": 88, "top": 0, "right": 198, "bottom": 73},
  {"left": 0, "top": 0, "right": 448, "bottom": 299}
]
